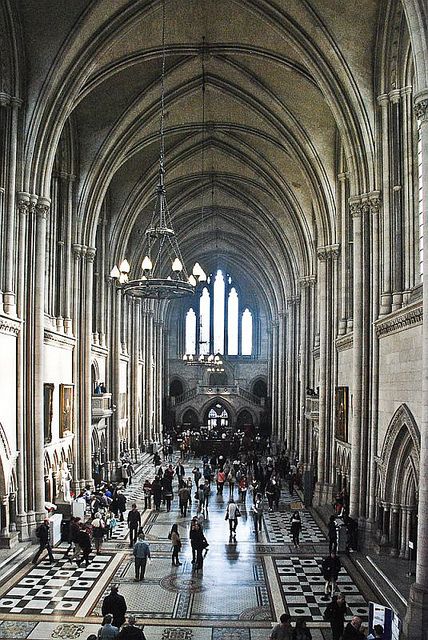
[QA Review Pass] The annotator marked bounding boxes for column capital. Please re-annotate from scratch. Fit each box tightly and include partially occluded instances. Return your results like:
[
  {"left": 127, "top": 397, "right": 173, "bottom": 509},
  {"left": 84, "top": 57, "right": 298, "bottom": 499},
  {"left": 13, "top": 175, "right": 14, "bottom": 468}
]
[
  {"left": 299, "top": 274, "right": 316, "bottom": 288},
  {"left": 72, "top": 243, "right": 84, "bottom": 258},
  {"left": 317, "top": 244, "right": 340, "bottom": 261},
  {"left": 286, "top": 294, "right": 300, "bottom": 307},
  {"left": 85, "top": 247, "right": 97, "bottom": 263},
  {"left": 337, "top": 172, "right": 349, "bottom": 183},
  {"left": 389, "top": 88, "right": 401, "bottom": 104},
  {"left": 377, "top": 93, "right": 389, "bottom": 107},
  {"left": 16, "top": 191, "right": 30, "bottom": 215},
  {"left": 0, "top": 92, "right": 23, "bottom": 108},
  {"left": 415, "top": 93, "right": 428, "bottom": 123},
  {"left": 35, "top": 197, "right": 51, "bottom": 219}
]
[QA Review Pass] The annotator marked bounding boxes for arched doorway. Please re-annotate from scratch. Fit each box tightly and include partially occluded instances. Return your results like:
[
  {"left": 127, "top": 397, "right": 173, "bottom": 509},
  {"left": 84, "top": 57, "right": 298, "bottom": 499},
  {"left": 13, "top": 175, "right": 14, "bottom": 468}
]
[
  {"left": 206, "top": 403, "right": 229, "bottom": 430},
  {"left": 182, "top": 408, "right": 198, "bottom": 430},
  {"left": 377, "top": 404, "right": 419, "bottom": 558},
  {"left": 170, "top": 379, "right": 184, "bottom": 398},
  {"left": 252, "top": 378, "right": 267, "bottom": 399}
]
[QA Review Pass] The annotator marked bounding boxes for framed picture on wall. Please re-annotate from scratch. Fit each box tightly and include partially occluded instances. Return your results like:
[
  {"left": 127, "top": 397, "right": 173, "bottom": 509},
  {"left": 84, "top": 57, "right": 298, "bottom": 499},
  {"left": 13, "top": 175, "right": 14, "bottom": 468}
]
[
  {"left": 44, "top": 383, "right": 54, "bottom": 444},
  {"left": 335, "top": 386, "right": 349, "bottom": 442},
  {"left": 59, "top": 384, "right": 74, "bottom": 437}
]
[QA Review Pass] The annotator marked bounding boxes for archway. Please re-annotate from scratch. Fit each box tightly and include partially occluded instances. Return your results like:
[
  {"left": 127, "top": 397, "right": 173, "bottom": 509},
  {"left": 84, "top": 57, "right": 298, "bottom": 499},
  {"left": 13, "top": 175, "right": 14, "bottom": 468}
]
[
  {"left": 182, "top": 409, "right": 199, "bottom": 431},
  {"left": 377, "top": 404, "right": 420, "bottom": 558},
  {"left": 170, "top": 379, "right": 184, "bottom": 398},
  {"left": 205, "top": 403, "right": 229, "bottom": 431}
]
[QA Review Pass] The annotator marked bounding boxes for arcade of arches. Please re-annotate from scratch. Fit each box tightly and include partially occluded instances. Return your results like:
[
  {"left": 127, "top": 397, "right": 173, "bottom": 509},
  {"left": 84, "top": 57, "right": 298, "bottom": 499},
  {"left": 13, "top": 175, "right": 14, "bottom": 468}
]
[{"left": 0, "top": 0, "right": 427, "bottom": 637}]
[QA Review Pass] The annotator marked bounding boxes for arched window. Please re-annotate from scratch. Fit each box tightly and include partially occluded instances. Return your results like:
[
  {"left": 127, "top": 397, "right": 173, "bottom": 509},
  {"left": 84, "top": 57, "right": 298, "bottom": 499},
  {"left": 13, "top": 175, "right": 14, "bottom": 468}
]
[
  {"left": 199, "top": 288, "right": 210, "bottom": 355},
  {"left": 241, "top": 309, "right": 253, "bottom": 355},
  {"left": 207, "top": 403, "right": 229, "bottom": 429},
  {"left": 183, "top": 270, "right": 254, "bottom": 357},
  {"left": 213, "top": 270, "right": 225, "bottom": 354},
  {"left": 185, "top": 309, "right": 196, "bottom": 355},
  {"left": 228, "top": 287, "right": 239, "bottom": 355}
]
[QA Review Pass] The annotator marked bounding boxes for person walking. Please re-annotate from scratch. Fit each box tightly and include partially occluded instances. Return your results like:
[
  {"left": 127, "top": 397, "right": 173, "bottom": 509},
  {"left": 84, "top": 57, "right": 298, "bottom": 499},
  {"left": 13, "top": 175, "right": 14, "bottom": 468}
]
[
  {"left": 117, "top": 491, "right": 127, "bottom": 522},
  {"left": 101, "top": 585, "right": 127, "bottom": 629},
  {"left": 292, "top": 619, "right": 311, "bottom": 640},
  {"left": 324, "top": 594, "right": 347, "bottom": 640},
  {"left": 97, "top": 613, "right": 119, "bottom": 639},
  {"left": 133, "top": 533, "right": 151, "bottom": 581},
  {"left": 117, "top": 615, "right": 147, "bottom": 639},
  {"left": 270, "top": 613, "right": 293, "bottom": 639},
  {"left": 32, "top": 518, "right": 55, "bottom": 564},
  {"left": 328, "top": 515, "right": 338, "bottom": 553},
  {"left": 91, "top": 512, "right": 106, "bottom": 554},
  {"left": 127, "top": 504, "right": 141, "bottom": 548},
  {"left": 178, "top": 483, "right": 190, "bottom": 517},
  {"left": 216, "top": 468, "right": 225, "bottom": 495},
  {"left": 191, "top": 521, "right": 208, "bottom": 572},
  {"left": 169, "top": 523, "right": 182, "bottom": 566},
  {"left": 143, "top": 479, "right": 152, "bottom": 510},
  {"left": 152, "top": 476, "right": 162, "bottom": 511},
  {"left": 162, "top": 475, "right": 173, "bottom": 512},
  {"left": 290, "top": 511, "right": 302, "bottom": 549},
  {"left": 342, "top": 616, "right": 365, "bottom": 639},
  {"left": 225, "top": 499, "right": 241, "bottom": 540},
  {"left": 65, "top": 516, "right": 81, "bottom": 557},
  {"left": 75, "top": 525, "right": 92, "bottom": 566},
  {"left": 321, "top": 551, "right": 342, "bottom": 596},
  {"left": 252, "top": 493, "right": 264, "bottom": 536}
]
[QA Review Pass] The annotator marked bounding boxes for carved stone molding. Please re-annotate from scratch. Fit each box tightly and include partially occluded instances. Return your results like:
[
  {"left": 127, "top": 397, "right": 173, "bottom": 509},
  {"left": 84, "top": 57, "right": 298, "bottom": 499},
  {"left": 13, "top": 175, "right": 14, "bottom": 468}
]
[
  {"left": 0, "top": 314, "right": 21, "bottom": 336},
  {"left": 374, "top": 301, "right": 422, "bottom": 338},
  {"left": 91, "top": 344, "right": 109, "bottom": 357},
  {"left": 414, "top": 97, "right": 428, "bottom": 122},
  {"left": 336, "top": 332, "right": 353, "bottom": 352},
  {"left": 44, "top": 329, "right": 76, "bottom": 350},
  {"left": 299, "top": 275, "right": 316, "bottom": 288},
  {"left": 317, "top": 244, "right": 340, "bottom": 261}
]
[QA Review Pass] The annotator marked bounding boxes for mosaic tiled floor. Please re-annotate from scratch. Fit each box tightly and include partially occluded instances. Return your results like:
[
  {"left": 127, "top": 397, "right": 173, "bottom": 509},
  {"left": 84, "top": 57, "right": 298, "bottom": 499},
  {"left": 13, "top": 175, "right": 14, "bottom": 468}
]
[
  {"left": 0, "top": 555, "right": 111, "bottom": 614},
  {"left": 0, "top": 455, "right": 376, "bottom": 640},
  {"left": 275, "top": 557, "right": 368, "bottom": 622},
  {"left": 263, "top": 511, "right": 326, "bottom": 544}
]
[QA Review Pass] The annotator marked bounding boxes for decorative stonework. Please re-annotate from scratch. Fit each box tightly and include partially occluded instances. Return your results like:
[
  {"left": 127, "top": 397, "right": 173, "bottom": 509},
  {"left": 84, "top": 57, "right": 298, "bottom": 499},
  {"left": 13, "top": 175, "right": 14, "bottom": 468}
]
[
  {"left": 299, "top": 275, "right": 316, "bottom": 288},
  {"left": 374, "top": 301, "right": 422, "bottom": 338},
  {"left": 336, "top": 332, "right": 353, "bottom": 352},
  {"left": 44, "top": 328, "right": 76, "bottom": 349},
  {"left": 414, "top": 98, "right": 428, "bottom": 122},
  {"left": 0, "top": 315, "right": 20, "bottom": 336}
]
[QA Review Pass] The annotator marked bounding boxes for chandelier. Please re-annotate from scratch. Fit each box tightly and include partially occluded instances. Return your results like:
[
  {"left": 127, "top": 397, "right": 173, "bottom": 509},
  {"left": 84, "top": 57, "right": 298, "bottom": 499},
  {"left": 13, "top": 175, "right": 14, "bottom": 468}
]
[
  {"left": 110, "top": 0, "right": 206, "bottom": 299},
  {"left": 182, "top": 353, "right": 224, "bottom": 372}
]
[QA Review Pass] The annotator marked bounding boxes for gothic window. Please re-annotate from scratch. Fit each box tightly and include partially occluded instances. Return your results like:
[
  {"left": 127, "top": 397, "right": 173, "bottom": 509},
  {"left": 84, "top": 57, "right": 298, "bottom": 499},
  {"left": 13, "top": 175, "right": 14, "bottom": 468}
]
[
  {"left": 183, "top": 269, "right": 254, "bottom": 356},
  {"left": 185, "top": 308, "right": 196, "bottom": 355},
  {"left": 207, "top": 404, "right": 229, "bottom": 429},
  {"left": 241, "top": 309, "right": 253, "bottom": 355},
  {"left": 228, "top": 288, "right": 239, "bottom": 355}
]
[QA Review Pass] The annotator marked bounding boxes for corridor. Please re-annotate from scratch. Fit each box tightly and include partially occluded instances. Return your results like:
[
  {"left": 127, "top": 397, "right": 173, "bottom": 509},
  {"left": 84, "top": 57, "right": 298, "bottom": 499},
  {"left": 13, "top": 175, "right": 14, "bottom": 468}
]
[{"left": 0, "top": 456, "right": 374, "bottom": 640}]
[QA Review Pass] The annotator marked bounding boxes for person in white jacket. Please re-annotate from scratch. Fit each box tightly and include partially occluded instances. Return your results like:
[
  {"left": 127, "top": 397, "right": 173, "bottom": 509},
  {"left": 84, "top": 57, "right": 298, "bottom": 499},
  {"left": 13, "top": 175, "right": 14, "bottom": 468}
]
[{"left": 225, "top": 499, "right": 241, "bottom": 540}]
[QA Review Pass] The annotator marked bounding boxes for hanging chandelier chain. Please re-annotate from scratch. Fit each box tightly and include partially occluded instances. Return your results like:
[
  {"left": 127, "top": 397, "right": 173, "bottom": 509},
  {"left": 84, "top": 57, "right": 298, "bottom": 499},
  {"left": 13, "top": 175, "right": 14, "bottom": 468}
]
[{"left": 159, "top": 0, "right": 167, "bottom": 184}]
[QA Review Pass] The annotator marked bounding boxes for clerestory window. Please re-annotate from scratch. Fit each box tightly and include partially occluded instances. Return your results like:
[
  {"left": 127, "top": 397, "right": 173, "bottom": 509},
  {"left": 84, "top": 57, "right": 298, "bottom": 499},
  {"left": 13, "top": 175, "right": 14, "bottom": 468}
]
[{"left": 184, "top": 269, "right": 253, "bottom": 356}]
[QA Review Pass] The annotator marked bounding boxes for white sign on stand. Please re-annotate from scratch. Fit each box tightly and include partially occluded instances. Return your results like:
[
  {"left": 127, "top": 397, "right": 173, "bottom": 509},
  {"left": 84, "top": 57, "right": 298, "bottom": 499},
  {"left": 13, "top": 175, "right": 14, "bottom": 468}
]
[{"left": 48, "top": 513, "right": 63, "bottom": 546}]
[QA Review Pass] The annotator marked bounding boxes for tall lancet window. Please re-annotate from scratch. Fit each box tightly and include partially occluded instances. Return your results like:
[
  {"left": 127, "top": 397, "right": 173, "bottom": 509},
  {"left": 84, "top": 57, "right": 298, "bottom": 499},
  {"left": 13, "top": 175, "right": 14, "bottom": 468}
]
[
  {"left": 183, "top": 269, "right": 255, "bottom": 357},
  {"left": 227, "top": 287, "right": 239, "bottom": 355},
  {"left": 185, "top": 309, "right": 196, "bottom": 355},
  {"left": 199, "top": 288, "right": 210, "bottom": 355},
  {"left": 213, "top": 270, "right": 225, "bottom": 354},
  {"left": 241, "top": 308, "right": 253, "bottom": 355}
]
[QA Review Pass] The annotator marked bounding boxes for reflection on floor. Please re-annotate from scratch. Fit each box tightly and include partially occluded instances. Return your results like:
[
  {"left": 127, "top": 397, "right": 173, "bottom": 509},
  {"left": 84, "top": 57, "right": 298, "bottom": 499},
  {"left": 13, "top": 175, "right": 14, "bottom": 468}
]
[{"left": 0, "top": 457, "right": 375, "bottom": 639}]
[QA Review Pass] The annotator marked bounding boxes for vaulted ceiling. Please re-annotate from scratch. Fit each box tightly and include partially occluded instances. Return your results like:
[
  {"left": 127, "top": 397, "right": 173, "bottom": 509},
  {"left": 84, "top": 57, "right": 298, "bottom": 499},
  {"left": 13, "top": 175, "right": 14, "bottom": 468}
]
[{"left": 16, "top": 0, "right": 385, "bottom": 316}]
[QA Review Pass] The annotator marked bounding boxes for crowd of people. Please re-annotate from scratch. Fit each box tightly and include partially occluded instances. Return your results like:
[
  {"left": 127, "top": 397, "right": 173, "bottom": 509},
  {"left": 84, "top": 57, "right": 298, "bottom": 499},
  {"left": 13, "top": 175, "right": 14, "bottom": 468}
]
[{"left": 31, "top": 437, "right": 380, "bottom": 640}]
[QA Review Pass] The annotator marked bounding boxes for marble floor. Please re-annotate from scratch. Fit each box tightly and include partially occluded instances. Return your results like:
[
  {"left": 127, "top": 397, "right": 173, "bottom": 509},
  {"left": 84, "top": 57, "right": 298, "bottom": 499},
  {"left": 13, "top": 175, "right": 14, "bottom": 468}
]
[{"left": 0, "top": 457, "right": 377, "bottom": 640}]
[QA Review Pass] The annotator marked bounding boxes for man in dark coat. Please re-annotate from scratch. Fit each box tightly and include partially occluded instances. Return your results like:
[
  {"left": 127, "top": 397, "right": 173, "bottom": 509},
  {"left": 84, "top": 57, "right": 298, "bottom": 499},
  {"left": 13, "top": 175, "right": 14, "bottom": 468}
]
[
  {"left": 342, "top": 616, "right": 365, "bottom": 639},
  {"left": 102, "top": 585, "right": 127, "bottom": 629},
  {"left": 117, "top": 491, "right": 127, "bottom": 521},
  {"left": 321, "top": 551, "right": 342, "bottom": 596},
  {"left": 117, "top": 615, "right": 146, "bottom": 639},
  {"left": 32, "top": 518, "right": 55, "bottom": 564},
  {"left": 127, "top": 504, "right": 141, "bottom": 547}
]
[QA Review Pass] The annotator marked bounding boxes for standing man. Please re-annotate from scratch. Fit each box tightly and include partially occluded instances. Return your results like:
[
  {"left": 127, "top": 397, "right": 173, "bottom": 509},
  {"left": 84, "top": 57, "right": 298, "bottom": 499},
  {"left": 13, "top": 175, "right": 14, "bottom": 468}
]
[
  {"left": 270, "top": 613, "right": 293, "bottom": 639},
  {"left": 178, "top": 483, "right": 191, "bottom": 517},
  {"left": 321, "top": 551, "right": 342, "bottom": 596},
  {"left": 102, "top": 585, "right": 127, "bottom": 629},
  {"left": 252, "top": 493, "right": 264, "bottom": 537},
  {"left": 32, "top": 518, "right": 55, "bottom": 564},
  {"left": 133, "top": 533, "right": 151, "bottom": 581},
  {"left": 117, "top": 615, "right": 147, "bottom": 639},
  {"left": 127, "top": 503, "right": 141, "bottom": 548}
]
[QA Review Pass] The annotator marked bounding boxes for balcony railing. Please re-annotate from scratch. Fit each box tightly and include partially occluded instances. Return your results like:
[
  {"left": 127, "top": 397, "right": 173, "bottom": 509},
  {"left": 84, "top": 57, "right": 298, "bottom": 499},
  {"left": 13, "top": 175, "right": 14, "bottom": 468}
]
[
  {"left": 173, "top": 385, "right": 263, "bottom": 406},
  {"left": 92, "top": 393, "right": 113, "bottom": 418}
]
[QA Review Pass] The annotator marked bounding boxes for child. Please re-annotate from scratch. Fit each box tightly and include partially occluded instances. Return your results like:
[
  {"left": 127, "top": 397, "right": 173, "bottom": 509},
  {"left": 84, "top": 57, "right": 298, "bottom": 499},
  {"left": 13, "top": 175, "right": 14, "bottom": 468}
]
[{"left": 106, "top": 511, "right": 118, "bottom": 540}]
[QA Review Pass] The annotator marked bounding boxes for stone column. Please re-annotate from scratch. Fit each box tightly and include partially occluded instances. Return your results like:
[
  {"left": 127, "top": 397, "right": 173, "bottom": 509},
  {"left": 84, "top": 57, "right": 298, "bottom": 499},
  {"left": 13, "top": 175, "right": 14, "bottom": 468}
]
[
  {"left": 15, "top": 194, "right": 29, "bottom": 538},
  {"left": 368, "top": 195, "right": 381, "bottom": 529},
  {"left": 270, "top": 320, "right": 279, "bottom": 440},
  {"left": 130, "top": 299, "right": 140, "bottom": 453},
  {"left": 277, "top": 311, "right": 285, "bottom": 443},
  {"left": 298, "top": 276, "right": 315, "bottom": 463},
  {"left": 82, "top": 247, "right": 96, "bottom": 483},
  {"left": 378, "top": 94, "right": 392, "bottom": 315},
  {"left": 34, "top": 197, "right": 51, "bottom": 520},
  {"left": 349, "top": 198, "right": 364, "bottom": 520},
  {"left": 338, "top": 172, "right": 349, "bottom": 335},
  {"left": 313, "top": 247, "right": 328, "bottom": 504},
  {"left": 380, "top": 502, "right": 390, "bottom": 546},
  {"left": 405, "top": 92, "right": 428, "bottom": 638},
  {"left": 399, "top": 506, "right": 409, "bottom": 559},
  {"left": 401, "top": 87, "right": 414, "bottom": 303},
  {"left": 389, "top": 504, "right": 400, "bottom": 556},
  {"left": 63, "top": 177, "right": 74, "bottom": 334}
]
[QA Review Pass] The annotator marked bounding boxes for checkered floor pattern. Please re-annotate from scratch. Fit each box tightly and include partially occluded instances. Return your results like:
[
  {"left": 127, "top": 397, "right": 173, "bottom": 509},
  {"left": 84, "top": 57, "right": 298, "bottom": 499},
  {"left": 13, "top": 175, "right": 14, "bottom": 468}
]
[
  {"left": 275, "top": 556, "right": 368, "bottom": 622},
  {"left": 0, "top": 554, "right": 111, "bottom": 614},
  {"left": 264, "top": 510, "right": 326, "bottom": 544}
]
